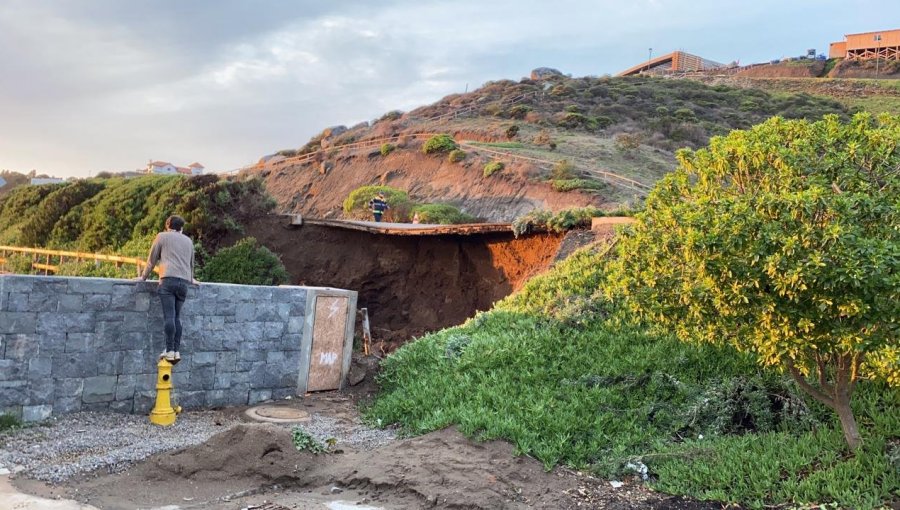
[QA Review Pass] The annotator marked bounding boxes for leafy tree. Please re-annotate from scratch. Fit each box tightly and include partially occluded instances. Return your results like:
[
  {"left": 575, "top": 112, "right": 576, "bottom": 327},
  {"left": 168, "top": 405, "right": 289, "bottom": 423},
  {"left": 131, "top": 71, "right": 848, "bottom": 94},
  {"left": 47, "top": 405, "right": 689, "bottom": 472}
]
[
  {"left": 198, "top": 237, "right": 289, "bottom": 285},
  {"left": 483, "top": 160, "right": 505, "bottom": 177},
  {"left": 608, "top": 113, "right": 900, "bottom": 449},
  {"left": 412, "top": 204, "right": 475, "bottom": 224}
]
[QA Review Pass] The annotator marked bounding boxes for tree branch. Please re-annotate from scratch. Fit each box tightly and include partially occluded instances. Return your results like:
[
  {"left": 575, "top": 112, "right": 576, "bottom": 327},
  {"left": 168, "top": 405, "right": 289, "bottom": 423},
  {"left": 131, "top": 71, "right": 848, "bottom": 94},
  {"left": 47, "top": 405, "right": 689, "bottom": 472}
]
[
  {"left": 786, "top": 360, "right": 835, "bottom": 408},
  {"left": 815, "top": 353, "right": 835, "bottom": 397}
]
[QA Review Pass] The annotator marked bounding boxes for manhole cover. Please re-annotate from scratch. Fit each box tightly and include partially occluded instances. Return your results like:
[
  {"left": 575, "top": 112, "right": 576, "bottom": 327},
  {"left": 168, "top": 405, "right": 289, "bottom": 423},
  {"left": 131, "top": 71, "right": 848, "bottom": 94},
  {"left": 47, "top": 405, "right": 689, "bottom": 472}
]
[{"left": 245, "top": 405, "right": 310, "bottom": 423}]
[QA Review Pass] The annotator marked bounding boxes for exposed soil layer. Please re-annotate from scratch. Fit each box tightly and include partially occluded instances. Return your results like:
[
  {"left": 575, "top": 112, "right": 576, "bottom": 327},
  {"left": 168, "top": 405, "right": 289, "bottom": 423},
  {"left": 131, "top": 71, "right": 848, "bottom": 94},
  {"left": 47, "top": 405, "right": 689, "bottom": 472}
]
[{"left": 242, "top": 215, "right": 565, "bottom": 348}]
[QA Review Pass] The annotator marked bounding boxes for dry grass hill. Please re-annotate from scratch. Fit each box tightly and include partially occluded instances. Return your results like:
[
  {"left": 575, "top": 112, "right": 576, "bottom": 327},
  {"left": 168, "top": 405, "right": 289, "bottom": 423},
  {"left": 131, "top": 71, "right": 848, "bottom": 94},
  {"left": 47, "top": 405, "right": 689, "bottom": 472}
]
[{"left": 242, "top": 72, "right": 851, "bottom": 222}]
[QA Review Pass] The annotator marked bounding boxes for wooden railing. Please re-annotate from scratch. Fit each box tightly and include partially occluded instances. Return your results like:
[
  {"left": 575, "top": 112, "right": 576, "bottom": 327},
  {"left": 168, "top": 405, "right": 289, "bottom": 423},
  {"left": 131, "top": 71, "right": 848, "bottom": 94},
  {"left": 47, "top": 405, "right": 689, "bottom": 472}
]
[{"left": 0, "top": 245, "right": 158, "bottom": 276}]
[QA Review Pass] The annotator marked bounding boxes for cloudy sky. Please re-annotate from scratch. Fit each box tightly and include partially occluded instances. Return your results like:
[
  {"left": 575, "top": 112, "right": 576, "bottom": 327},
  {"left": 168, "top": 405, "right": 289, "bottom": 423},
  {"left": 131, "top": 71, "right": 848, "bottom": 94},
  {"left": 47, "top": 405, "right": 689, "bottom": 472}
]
[{"left": 0, "top": 1, "right": 896, "bottom": 177}]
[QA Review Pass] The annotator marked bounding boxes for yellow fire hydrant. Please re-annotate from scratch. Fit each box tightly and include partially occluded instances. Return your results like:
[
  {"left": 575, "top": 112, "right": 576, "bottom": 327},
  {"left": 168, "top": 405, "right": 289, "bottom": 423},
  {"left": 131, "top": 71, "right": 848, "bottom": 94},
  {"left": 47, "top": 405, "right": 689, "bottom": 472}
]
[{"left": 149, "top": 358, "right": 182, "bottom": 426}]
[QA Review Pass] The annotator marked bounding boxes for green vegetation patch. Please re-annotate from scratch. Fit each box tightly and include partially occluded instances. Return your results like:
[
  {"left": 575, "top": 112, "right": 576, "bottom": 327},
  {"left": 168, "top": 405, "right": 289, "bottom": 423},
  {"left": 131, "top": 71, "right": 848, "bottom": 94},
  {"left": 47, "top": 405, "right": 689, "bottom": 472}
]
[
  {"left": 367, "top": 244, "right": 899, "bottom": 508},
  {"left": 447, "top": 149, "right": 466, "bottom": 163},
  {"left": 551, "top": 178, "right": 606, "bottom": 192},
  {"left": 422, "top": 134, "right": 458, "bottom": 154},
  {"left": 342, "top": 185, "right": 413, "bottom": 222},
  {"left": 412, "top": 204, "right": 475, "bottom": 224},
  {"left": 482, "top": 160, "right": 505, "bottom": 178},
  {"left": 197, "top": 237, "right": 289, "bottom": 286}
]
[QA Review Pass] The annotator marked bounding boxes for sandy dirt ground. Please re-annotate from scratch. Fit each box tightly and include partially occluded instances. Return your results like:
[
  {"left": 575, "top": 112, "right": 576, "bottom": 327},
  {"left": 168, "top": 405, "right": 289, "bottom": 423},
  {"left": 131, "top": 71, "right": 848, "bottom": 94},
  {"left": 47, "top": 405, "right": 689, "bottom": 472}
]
[{"left": 6, "top": 375, "right": 729, "bottom": 510}]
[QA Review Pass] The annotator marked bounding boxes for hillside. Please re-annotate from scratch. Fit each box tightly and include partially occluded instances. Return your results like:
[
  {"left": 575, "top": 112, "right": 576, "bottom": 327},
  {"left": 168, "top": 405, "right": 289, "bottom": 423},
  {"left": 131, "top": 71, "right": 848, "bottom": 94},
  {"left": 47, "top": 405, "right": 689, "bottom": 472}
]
[{"left": 244, "top": 74, "right": 849, "bottom": 222}]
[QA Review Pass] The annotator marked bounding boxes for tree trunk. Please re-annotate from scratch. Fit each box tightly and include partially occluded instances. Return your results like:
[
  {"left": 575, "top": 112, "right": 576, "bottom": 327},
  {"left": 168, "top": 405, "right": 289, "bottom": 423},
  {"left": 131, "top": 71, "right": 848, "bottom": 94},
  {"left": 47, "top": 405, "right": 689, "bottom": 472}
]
[
  {"left": 786, "top": 358, "right": 863, "bottom": 449},
  {"left": 834, "top": 388, "right": 862, "bottom": 450}
]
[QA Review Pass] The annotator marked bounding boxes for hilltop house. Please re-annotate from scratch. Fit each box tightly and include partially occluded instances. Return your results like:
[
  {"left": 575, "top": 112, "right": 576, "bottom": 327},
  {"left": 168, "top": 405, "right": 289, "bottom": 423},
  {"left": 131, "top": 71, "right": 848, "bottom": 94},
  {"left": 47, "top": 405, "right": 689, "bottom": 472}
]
[{"left": 147, "top": 161, "right": 205, "bottom": 175}]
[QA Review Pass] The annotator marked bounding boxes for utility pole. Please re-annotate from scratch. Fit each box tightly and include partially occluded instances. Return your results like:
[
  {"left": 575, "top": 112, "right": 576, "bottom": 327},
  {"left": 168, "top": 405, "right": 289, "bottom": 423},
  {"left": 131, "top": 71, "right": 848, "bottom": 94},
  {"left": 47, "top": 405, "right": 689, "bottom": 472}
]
[{"left": 874, "top": 34, "right": 882, "bottom": 79}]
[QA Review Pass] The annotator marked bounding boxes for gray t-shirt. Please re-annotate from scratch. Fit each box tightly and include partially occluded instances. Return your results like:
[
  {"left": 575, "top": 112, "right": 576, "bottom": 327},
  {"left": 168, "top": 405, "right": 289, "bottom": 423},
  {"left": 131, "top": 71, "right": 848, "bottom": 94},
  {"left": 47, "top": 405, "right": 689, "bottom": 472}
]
[{"left": 141, "top": 230, "right": 195, "bottom": 281}]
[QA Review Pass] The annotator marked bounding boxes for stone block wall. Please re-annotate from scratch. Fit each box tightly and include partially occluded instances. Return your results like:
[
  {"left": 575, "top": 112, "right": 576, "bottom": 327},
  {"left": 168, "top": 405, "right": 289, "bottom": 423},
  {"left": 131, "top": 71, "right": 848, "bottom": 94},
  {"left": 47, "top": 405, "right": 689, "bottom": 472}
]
[{"left": 0, "top": 275, "right": 357, "bottom": 421}]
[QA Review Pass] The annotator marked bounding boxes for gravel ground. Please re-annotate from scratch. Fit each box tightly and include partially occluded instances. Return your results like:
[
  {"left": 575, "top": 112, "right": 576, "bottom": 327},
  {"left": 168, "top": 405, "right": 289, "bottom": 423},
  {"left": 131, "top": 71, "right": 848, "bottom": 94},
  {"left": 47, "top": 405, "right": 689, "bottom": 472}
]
[
  {"left": 297, "top": 412, "right": 397, "bottom": 451},
  {"left": 0, "top": 405, "right": 396, "bottom": 485},
  {"left": 0, "top": 411, "right": 239, "bottom": 483}
]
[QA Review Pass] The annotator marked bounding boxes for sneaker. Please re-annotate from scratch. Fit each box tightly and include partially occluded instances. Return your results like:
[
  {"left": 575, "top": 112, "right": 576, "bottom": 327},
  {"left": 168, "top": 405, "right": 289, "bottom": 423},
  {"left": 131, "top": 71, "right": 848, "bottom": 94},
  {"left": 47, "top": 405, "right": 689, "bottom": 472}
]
[
  {"left": 165, "top": 351, "right": 176, "bottom": 362},
  {"left": 159, "top": 351, "right": 169, "bottom": 360},
  {"left": 173, "top": 351, "right": 181, "bottom": 363}
]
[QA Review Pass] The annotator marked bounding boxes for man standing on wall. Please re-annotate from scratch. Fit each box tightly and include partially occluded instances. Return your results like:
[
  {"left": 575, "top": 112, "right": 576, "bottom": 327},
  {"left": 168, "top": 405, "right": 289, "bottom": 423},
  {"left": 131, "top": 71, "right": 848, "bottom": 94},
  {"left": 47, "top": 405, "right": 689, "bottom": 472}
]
[
  {"left": 368, "top": 192, "right": 389, "bottom": 222},
  {"left": 135, "top": 215, "right": 199, "bottom": 363}
]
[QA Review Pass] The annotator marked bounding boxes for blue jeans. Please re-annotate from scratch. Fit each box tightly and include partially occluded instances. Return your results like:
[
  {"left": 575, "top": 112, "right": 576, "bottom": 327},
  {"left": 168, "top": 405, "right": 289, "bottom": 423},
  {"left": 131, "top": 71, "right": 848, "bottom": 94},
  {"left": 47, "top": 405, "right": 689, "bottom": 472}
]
[{"left": 158, "top": 277, "right": 189, "bottom": 352}]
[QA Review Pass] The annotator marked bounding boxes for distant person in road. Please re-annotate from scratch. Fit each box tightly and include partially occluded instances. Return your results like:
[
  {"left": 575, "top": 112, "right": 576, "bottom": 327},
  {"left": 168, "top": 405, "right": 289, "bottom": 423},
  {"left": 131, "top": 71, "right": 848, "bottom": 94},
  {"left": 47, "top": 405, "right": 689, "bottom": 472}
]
[
  {"left": 368, "top": 192, "right": 389, "bottom": 222},
  {"left": 412, "top": 212, "right": 421, "bottom": 224},
  {"left": 135, "top": 215, "right": 199, "bottom": 363}
]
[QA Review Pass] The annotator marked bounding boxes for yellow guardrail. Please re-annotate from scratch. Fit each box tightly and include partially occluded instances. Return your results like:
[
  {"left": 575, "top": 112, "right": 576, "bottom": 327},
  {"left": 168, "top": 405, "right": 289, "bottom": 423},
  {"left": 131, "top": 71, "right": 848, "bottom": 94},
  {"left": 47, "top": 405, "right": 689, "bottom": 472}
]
[{"left": 0, "top": 245, "right": 159, "bottom": 276}]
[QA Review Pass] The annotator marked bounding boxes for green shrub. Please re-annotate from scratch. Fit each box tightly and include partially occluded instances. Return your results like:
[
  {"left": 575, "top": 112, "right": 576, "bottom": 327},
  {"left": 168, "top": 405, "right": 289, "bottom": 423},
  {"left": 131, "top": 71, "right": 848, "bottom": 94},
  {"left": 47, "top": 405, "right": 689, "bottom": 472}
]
[
  {"left": 614, "top": 132, "right": 642, "bottom": 151},
  {"left": 551, "top": 159, "right": 576, "bottom": 180},
  {"left": 511, "top": 206, "right": 603, "bottom": 236},
  {"left": 505, "top": 125, "right": 519, "bottom": 139},
  {"left": 197, "top": 237, "right": 289, "bottom": 285},
  {"left": 2, "top": 253, "right": 36, "bottom": 275},
  {"left": 509, "top": 105, "right": 531, "bottom": 119},
  {"left": 673, "top": 107, "right": 697, "bottom": 122},
  {"left": 291, "top": 427, "right": 327, "bottom": 453},
  {"left": 342, "top": 185, "right": 413, "bottom": 222},
  {"left": 19, "top": 180, "right": 106, "bottom": 247},
  {"left": 0, "top": 413, "right": 23, "bottom": 433},
  {"left": 483, "top": 161, "right": 505, "bottom": 178},
  {"left": 412, "top": 204, "right": 475, "bottom": 224},
  {"left": 422, "top": 134, "right": 458, "bottom": 154},
  {"left": 551, "top": 179, "right": 606, "bottom": 192},
  {"left": 447, "top": 149, "right": 467, "bottom": 163},
  {"left": 55, "top": 260, "right": 138, "bottom": 279},
  {"left": 380, "top": 143, "right": 396, "bottom": 156}
]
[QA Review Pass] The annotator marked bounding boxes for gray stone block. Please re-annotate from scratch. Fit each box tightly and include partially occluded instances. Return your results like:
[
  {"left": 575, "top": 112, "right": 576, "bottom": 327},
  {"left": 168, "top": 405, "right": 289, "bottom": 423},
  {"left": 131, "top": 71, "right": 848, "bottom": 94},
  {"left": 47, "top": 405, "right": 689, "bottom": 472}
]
[
  {"left": 189, "top": 366, "right": 215, "bottom": 390},
  {"left": 241, "top": 323, "right": 266, "bottom": 343},
  {"left": 272, "top": 387, "right": 295, "bottom": 400},
  {"left": 264, "top": 322, "right": 285, "bottom": 339},
  {"left": 26, "top": 293, "right": 58, "bottom": 312},
  {"left": 280, "top": 334, "right": 303, "bottom": 351},
  {"left": 82, "top": 294, "right": 112, "bottom": 311},
  {"left": 235, "top": 303, "right": 254, "bottom": 323},
  {"left": 40, "top": 333, "right": 67, "bottom": 354},
  {"left": 54, "top": 378, "right": 83, "bottom": 398},
  {"left": 121, "top": 350, "right": 147, "bottom": 374},
  {"left": 115, "top": 375, "right": 136, "bottom": 401},
  {"left": 27, "top": 357, "right": 52, "bottom": 379},
  {"left": 248, "top": 389, "right": 272, "bottom": 405},
  {"left": 22, "top": 404, "right": 52, "bottom": 422},
  {"left": 266, "top": 351, "right": 286, "bottom": 365},
  {"left": 57, "top": 294, "right": 83, "bottom": 312},
  {"left": 97, "top": 351, "right": 124, "bottom": 375},
  {"left": 37, "top": 313, "right": 93, "bottom": 334},
  {"left": 287, "top": 317, "right": 303, "bottom": 334},
  {"left": 0, "top": 312, "right": 37, "bottom": 334},
  {"left": 134, "top": 292, "right": 150, "bottom": 312},
  {"left": 3, "top": 278, "right": 34, "bottom": 293},
  {"left": 134, "top": 391, "right": 154, "bottom": 414},
  {"left": 4, "top": 334, "right": 37, "bottom": 359},
  {"left": 26, "top": 379, "right": 54, "bottom": 405},
  {"left": 65, "top": 333, "right": 95, "bottom": 353},
  {"left": 192, "top": 351, "right": 216, "bottom": 367},
  {"left": 215, "top": 352, "right": 236, "bottom": 373},
  {"left": 249, "top": 363, "right": 275, "bottom": 389},
  {"left": 133, "top": 373, "right": 156, "bottom": 393},
  {"left": 6, "top": 293, "right": 29, "bottom": 312},
  {"left": 82, "top": 402, "right": 110, "bottom": 412},
  {"left": 0, "top": 359, "right": 24, "bottom": 381},
  {"left": 238, "top": 343, "right": 265, "bottom": 362},
  {"left": 213, "top": 372, "right": 231, "bottom": 389},
  {"left": 175, "top": 391, "right": 205, "bottom": 409},
  {"left": 194, "top": 334, "right": 224, "bottom": 352},
  {"left": 53, "top": 397, "right": 82, "bottom": 414},
  {"left": 231, "top": 371, "right": 251, "bottom": 385},
  {"left": 68, "top": 278, "right": 113, "bottom": 294},
  {"left": 53, "top": 354, "right": 97, "bottom": 378},
  {"left": 82, "top": 375, "right": 117, "bottom": 403},
  {"left": 109, "top": 399, "right": 134, "bottom": 414},
  {"left": 0, "top": 381, "right": 28, "bottom": 407},
  {"left": 32, "top": 280, "right": 67, "bottom": 295},
  {"left": 0, "top": 405, "right": 22, "bottom": 419}
]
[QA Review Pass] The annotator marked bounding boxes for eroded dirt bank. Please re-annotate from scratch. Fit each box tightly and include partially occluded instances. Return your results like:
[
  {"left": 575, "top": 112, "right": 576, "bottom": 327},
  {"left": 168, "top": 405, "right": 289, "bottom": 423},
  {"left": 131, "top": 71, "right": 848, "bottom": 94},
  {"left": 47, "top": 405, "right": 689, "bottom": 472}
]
[{"left": 242, "top": 216, "right": 565, "bottom": 348}]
